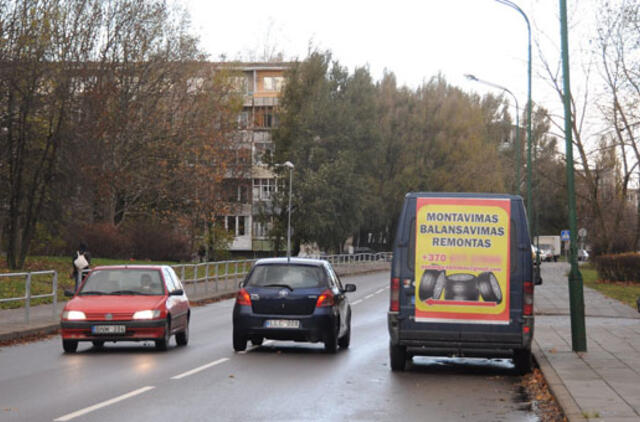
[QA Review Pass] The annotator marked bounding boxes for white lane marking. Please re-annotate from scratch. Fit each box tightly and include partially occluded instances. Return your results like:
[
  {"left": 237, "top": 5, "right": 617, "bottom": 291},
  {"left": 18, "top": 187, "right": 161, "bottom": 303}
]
[
  {"left": 351, "top": 299, "right": 363, "bottom": 305},
  {"left": 375, "top": 288, "right": 385, "bottom": 294},
  {"left": 54, "top": 386, "right": 155, "bottom": 421},
  {"left": 365, "top": 294, "right": 374, "bottom": 299},
  {"left": 170, "top": 358, "right": 229, "bottom": 380},
  {"left": 238, "top": 339, "right": 274, "bottom": 354}
]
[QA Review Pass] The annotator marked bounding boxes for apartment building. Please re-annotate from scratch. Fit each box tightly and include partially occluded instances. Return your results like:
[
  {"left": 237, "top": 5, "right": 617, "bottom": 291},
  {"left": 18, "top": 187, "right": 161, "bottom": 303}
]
[{"left": 216, "top": 63, "right": 290, "bottom": 254}]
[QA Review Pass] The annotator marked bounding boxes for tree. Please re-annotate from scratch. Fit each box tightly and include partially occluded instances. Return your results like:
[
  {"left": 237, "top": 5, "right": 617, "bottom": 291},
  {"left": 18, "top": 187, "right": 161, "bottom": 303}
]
[
  {"left": 273, "top": 52, "right": 377, "bottom": 252},
  {"left": 274, "top": 53, "right": 511, "bottom": 253},
  {"left": 536, "top": 0, "right": 640, "bottom": 254},
  {"left": 0, "top": 0, "right": 244, "bottom": 267},
  {"left": 529, "top": 106, "right": 569, "bottom": 235},
  {"left": 0, "top": 0, "right": 102, "bottom": 268},
  {"left": 595, "top": 0, "right": 640, "bottom": 251},
  {"left": 62, "top": 1, "right": 244, "bottom": 260}
]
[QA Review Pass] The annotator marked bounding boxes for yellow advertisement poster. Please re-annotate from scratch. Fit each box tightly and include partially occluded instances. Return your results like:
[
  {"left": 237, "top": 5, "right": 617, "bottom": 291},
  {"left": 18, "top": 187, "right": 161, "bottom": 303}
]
[{"left": 414, "top": 197, "right": 511, "bottom": 324}]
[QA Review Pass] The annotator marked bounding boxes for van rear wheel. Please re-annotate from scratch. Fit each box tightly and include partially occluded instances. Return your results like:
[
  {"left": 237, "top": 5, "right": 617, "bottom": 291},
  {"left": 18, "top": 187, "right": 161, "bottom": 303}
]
[
  {"left": 390, "top": 343, "right": 407, "bottom": 371},
  {"left": 514, "top": 348, "right": 533, "bottom": 375}
]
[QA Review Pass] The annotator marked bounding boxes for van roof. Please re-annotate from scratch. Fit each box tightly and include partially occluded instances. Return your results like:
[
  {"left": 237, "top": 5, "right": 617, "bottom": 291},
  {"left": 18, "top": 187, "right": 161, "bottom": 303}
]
[{"left": 404, "top": 192, "right": 522, "bottom": 200}]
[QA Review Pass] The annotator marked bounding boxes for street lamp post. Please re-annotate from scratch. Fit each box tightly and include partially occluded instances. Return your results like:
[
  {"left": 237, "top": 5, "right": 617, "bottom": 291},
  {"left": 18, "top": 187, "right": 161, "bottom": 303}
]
[
  {"left": 278, "top": 161, "right": 295, "bottom": 261},
  {"left": 559, "top": 0, "right": 587, "bottom": 352},
  {"left": 465, "top": 74, "right": 521, "bottom": 195},
  {"left": 495, "top": 0, "right": 532, "bottom": 231}
]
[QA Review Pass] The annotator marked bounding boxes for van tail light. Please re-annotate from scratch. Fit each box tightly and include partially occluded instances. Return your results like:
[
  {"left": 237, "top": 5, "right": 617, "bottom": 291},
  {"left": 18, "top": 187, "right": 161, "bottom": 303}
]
[
  {"left": 523, "top": 281, "right": 533, "bottom": 315},
  {"left": 236, "top": 288, "right": 252, "bottom": 306},
  {"left": 316, "top": 289, "right": 335, "bottom": 307},
  {"left": 390, "top": 277, "right": 400, "bottom": 312}
]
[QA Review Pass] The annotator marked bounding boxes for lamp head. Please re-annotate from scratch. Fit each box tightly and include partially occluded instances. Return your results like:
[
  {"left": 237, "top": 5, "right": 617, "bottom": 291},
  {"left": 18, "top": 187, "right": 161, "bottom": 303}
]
[{"left": 464, "top": 74, "right": 479, "bottom": 82}]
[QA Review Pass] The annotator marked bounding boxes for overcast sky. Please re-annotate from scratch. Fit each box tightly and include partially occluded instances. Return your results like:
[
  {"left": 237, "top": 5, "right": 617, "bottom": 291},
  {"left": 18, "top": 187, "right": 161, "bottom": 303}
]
[{"left": 184, "top": 0, "right": 600, "bottom": 141}]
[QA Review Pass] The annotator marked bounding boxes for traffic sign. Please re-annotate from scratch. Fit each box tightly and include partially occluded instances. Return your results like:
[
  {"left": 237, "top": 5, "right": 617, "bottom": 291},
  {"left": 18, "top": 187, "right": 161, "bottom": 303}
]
[
  {"left": 578, "top": 228, "right": 587, "bottom": 238},
  {"left": 561, "top": 230, "right": 570, "bottom": 241}
]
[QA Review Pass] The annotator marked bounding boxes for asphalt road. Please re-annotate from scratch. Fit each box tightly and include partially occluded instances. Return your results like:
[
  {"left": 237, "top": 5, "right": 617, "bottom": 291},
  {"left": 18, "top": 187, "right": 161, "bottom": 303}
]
[{"left": 0, "top": 271, "right": 535, "bottom": 421}]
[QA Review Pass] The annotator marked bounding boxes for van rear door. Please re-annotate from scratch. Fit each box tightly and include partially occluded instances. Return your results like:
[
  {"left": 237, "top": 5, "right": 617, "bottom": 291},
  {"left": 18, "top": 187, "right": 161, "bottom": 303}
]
[{"left": 391, "top": 193, "right": 531, "bottom": 356}]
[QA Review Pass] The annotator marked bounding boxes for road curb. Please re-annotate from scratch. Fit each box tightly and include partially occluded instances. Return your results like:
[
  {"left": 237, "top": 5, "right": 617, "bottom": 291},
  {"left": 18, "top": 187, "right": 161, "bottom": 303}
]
[
  {"left": 189, "top": 292, "right": 237, "bottom": 306},
  {"left": 532, "top": 340, "right": 586, "bottom": 421},
  {"left": 0, "top": 323, "right": 60, "bottom": 344}
]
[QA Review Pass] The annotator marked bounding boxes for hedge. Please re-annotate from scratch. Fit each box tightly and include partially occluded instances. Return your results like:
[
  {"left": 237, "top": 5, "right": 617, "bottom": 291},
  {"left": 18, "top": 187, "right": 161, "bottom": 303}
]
[{"left": 594, "top": 252, "right": 640, "bottom": 283}]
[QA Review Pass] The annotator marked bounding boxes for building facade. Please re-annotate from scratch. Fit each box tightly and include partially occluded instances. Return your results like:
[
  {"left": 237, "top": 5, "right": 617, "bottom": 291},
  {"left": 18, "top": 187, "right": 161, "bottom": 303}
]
[{"left": 217, "top": 63, "right": 289, "bottom": 254}]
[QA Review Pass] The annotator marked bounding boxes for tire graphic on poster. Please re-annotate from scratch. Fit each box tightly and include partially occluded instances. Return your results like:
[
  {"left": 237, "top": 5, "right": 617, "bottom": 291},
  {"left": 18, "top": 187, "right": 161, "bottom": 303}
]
[
  {"left": 418, "top": 269, "right": 446, "bottom": 301},
  {"left": 443, "top": 273, "right": 479, "bottom": 301},
  {"left": 477, "top": 272, "right": 503, "bottom": 304}
]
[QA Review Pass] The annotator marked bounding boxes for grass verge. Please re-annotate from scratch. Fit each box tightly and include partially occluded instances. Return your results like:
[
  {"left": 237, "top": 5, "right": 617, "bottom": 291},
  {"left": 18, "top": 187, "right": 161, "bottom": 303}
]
[
  {"left": 581, "top": 264, "right": 640, "bottom": 309},
  {"left": 0, "top": 256, "right": 180, "bottom": 309}
]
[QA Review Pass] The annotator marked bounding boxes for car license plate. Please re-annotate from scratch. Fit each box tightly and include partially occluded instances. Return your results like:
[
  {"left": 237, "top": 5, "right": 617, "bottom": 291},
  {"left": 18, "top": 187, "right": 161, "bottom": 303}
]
[
  {"left": 264, "top": 319, "right": 300, "bottom": 329},
  {"left": 92, "top": 325, "right": 126, "bottom": 335}
]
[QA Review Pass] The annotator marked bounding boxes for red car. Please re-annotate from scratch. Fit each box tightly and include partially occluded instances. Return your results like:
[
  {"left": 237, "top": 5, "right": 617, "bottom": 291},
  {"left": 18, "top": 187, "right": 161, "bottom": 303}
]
[{"left": 60, "top": 265, "right": 190, "bottom": 353}]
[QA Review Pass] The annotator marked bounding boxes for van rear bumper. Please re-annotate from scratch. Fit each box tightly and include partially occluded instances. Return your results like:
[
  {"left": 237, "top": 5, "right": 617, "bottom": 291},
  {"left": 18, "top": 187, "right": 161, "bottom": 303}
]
[{"left": 388, "top": 313, "right": 529, "bottom": 358}]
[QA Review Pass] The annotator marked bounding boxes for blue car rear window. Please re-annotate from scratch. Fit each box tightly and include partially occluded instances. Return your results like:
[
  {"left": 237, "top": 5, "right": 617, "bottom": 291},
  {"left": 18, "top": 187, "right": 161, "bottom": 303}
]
[{"left": 246, "top": 264, "right": 327, "bottom": 289}]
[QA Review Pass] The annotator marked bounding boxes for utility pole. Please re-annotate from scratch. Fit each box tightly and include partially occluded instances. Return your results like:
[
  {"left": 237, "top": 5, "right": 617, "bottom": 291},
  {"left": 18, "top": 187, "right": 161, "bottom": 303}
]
[{"left": 559, "top": 0, "right": 587, "bottom": 352}]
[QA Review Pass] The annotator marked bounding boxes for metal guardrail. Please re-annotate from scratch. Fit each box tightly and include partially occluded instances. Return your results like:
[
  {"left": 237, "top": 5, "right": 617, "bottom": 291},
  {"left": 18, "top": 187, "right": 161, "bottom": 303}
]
[
  {"left": 0, "top": 271, "right": 58, "bottom": 323},
  {"left": 171, "top": 259, "right": 259, "bottom": 296},
  {"left": 171, "top": 252, "right": 392, "bottom": 295},
  {"left": 0, "top": 253, "right": 391, "bottom": 323},
  {"left": 309, "top": 252, "right": 392, "bottom": 265}
]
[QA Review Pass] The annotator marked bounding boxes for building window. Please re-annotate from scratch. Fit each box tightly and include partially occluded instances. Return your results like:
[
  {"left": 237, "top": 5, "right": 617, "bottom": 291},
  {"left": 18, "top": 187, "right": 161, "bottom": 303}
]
[
  {"left": 227, "top": 216, "right": 236, "bottom": 234},
  {"left": 186, "top": 77, "right": 205, "bottom": 94},
  {"left": 232, "top": 76, "right": 249, "bottom": 94},
  {"left": 255, "top": 107, "right": 278, "bottom": 128},
  {"left": 262, "top": 110, "right": 278, "bottom": 128},
  {"left": 217, "top": 216, "right": 247, "bottom": 236},
  {"left": 263, "top": 76, "right": 284, "bottom": 92},
  {"left": 237, "top": 111, "right": 249, "bottom": 129},
  {"left": 253, "top": 178, "right": 277, "bottom": 201},
  {"left": 238, "top": 185, "right": 249, "bottom": 203},
  {"left": 253, "top": 142, "right": 274, "bottom": 165},
  {"left": 238, "top": 216, "right": 245, "bottom": 236},
  {"left": 253, "top": 219, "right": 273, "bottom": 238}
]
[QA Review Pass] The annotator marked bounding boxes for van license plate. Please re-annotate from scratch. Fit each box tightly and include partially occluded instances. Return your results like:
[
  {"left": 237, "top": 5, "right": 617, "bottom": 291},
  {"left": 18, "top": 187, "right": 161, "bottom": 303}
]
[
  {"left": 92, "top": 325, "right": 126, "bottom": 334},
  {"left": 264, "top": 319, "right": 300, "bottom": 329}
]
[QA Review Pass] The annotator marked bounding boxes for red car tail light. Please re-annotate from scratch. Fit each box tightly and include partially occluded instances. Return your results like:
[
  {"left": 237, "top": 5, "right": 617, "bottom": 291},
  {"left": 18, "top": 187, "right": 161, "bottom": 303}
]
[
  {"left": 390, "top": 277, "right": 400, "bottom": 312},
  {"left": 316, "top": 289, "right": 335, "bottom": 307},
  {"left": 523, "top": 281, "right": 533, "bottom": 315},
  {"left": 236, "top": 288, "right": 252, "bottom": 306}
]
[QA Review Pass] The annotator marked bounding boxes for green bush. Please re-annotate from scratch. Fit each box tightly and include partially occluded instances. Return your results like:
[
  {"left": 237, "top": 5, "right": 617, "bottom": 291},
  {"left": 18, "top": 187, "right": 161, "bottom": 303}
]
[
  {"left": 594, "top": 253, "right": 640, "bottom": 282},
  {"left": 82, "top": 221, "right": 191, "bottom": 262}
]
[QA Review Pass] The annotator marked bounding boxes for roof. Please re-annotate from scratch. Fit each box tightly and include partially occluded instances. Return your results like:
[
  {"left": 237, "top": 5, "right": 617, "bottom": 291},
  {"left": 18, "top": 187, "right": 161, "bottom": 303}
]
[
  {"left": 205, "top": 61, "right": 294, "bottom": 71},
  {"left": 91, "top": 264, "right": 169, "bottom": 271},
  {"left": 405, "top": 192, "right": 521, "bottom": 200},
  {"left": 253, "top": 257, "right": 327, "bottom": 267}
]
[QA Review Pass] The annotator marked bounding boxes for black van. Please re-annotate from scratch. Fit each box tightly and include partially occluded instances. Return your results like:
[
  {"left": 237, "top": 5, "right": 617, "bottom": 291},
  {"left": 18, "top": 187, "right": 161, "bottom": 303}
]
[{"left": 388, "top": 192, "right": 540, "bottom": 373}]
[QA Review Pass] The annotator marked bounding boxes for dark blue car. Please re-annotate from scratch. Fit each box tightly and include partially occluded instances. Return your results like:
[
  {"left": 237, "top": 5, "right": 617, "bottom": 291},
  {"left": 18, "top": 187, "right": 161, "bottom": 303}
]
[{"left": 232, "top": 258, "right": 356, "bottom": 353}]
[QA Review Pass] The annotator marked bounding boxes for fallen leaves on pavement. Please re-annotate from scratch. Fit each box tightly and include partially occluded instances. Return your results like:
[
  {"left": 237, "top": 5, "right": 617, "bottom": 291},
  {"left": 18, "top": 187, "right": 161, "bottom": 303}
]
[{"left": 522, "top": 368, "right": 567, "bottom": 422}]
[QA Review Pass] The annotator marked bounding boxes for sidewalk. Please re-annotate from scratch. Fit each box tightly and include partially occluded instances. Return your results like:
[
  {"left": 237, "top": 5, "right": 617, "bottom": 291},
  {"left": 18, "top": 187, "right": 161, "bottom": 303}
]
[
  {"left": 534, "top": 262, "right": 640, "bottom": 421},
  {"left": 0, "top": 261, "right": 390, "bottom": 343}
]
